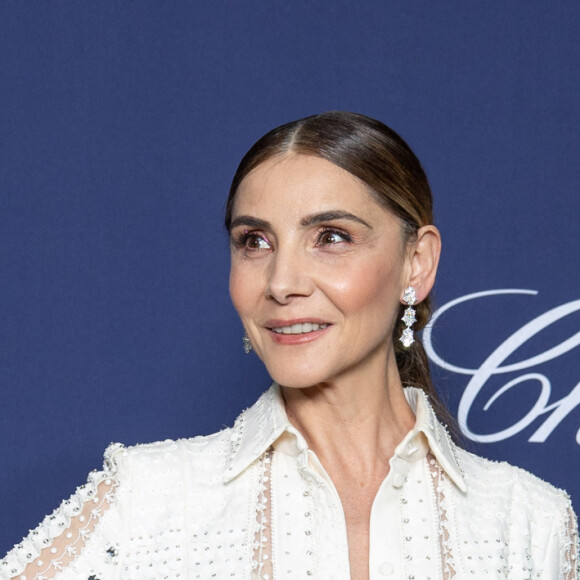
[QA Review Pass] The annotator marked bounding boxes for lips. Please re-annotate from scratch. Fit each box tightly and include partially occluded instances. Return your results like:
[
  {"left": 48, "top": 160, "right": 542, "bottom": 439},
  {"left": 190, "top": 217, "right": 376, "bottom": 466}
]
[
  {"left": 264, "top": 319, "right": 332, "bottom": 342},
  {"left": 270, "top": 322, "right": 329, "bottom": 335}
]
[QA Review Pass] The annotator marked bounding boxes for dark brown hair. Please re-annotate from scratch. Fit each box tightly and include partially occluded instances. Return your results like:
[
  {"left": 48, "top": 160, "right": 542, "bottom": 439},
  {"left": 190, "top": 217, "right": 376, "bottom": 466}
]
[{"left": 225, "top": 111, "right": 455, "bottom": 433}]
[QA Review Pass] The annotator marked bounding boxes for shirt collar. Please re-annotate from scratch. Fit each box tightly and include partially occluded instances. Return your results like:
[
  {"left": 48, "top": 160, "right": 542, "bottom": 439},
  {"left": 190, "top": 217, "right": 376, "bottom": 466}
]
[{"left": 224, "top": 383, "right": 466, "bottom": 493}]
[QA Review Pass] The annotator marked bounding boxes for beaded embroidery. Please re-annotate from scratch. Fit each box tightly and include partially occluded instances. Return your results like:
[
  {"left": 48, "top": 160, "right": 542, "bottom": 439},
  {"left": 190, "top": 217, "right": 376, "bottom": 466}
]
[
  {"left": 2, "top": 386, "right": 578, "bottom": 580},
  {"left": 428, "top": 455, "right": 456, "bottom": 579},
  {"left": 564, "top": 502, "right": 580, "bottom": 579},
  {"left": 252, "top": 450, "right": 273, "bottom": 580},
  {"left": 1, "top": 476, "right": 117, "bottom": 580}
]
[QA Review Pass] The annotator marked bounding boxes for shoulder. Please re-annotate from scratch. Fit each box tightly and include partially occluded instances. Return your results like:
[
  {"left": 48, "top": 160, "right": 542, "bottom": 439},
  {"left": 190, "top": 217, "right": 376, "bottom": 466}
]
[
  {"left": 0, "top": 430, "right": 240, "bottom": 579},
  {"left": 455, "top": 446, "right": 573, "bottom": 516},
  {"left": 105, "top": 427, "right": 236, "bottom": 483},
  {"left": 451, "top": 448, "right": 578, "bottom": 576}
]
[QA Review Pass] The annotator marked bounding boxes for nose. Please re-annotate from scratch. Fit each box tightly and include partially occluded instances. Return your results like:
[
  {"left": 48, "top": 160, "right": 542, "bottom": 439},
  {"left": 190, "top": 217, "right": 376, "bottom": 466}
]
[{"left": 266, "top": 246, "right": 315, "bottom": 304}]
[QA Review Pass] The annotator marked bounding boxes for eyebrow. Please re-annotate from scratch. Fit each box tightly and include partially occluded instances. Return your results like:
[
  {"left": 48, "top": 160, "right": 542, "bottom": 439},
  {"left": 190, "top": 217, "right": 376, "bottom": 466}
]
[
  {"left": 229, "top": 210, "right": 372, "bottom": 231},
  {"left": 300, "top": 210, "right": 372, "bottom": 229},
  {"left": 229, "top": 216, "right": 271, "bottom": 231}
]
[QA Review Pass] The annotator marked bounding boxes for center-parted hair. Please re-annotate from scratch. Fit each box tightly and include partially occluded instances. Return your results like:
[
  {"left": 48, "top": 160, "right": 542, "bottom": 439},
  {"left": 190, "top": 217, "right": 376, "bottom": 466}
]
[{"left": 225, "top": 111, "right": 455, "bottom": 434}]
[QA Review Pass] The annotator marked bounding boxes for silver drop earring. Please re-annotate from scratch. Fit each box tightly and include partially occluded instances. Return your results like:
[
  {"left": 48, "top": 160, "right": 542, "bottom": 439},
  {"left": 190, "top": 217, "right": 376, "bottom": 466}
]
[
  {"left": 242, "top": 332, "right": 252, "bottom": 354},
  {"left": 399, "top": 286, "right": 417, "bottom": 348}
]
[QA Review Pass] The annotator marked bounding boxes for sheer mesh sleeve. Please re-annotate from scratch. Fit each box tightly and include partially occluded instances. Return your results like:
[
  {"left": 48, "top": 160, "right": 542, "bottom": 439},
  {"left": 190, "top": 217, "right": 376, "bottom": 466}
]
[
  {"left": 0, "top": 445, "right": 123, "bottom": 580},
  {"left": 563, "top": 501, "right": 579, "bottom": 580}
]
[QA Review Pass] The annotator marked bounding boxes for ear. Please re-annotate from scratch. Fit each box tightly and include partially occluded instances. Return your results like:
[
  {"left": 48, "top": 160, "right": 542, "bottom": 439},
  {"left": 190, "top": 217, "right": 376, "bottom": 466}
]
[{"left": 404, "top": 225, "right": 441, "bottom": 303}]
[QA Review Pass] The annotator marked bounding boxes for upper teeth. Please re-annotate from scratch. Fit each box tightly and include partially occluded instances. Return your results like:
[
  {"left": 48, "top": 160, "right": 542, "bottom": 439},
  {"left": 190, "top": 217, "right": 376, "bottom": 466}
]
[{"left": 271, "top": 323, "right": 329, "bottom": 334}]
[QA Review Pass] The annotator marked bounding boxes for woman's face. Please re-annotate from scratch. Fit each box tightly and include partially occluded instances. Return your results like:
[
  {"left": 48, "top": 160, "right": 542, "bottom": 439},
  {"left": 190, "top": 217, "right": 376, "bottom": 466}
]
[{"left": 229, "top": 153, "right": 411, "bottom": 389}]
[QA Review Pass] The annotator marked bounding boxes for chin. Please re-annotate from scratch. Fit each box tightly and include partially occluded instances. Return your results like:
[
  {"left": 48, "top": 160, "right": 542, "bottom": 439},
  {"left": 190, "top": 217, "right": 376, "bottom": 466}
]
[
  {"left": 274, "top": 379, "right": 319, "bottom": 390},
  {"left": 265, "top": 362, "right": 335, "bottom": 390}
]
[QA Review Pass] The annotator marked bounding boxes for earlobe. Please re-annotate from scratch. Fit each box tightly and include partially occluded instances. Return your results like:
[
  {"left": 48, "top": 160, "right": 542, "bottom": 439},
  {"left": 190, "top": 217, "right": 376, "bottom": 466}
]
[{"left": 406, "top": 225, "right": 441, "bottom": 303}]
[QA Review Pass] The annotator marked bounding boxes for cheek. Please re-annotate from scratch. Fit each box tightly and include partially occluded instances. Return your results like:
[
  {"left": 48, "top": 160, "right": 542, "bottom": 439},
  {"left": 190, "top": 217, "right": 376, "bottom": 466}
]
[
  {"left": 324, "top": 259, "right": 402, "bottom": 316},
  {"left": 229, "top": 267, "right": 246, "bottom": 314},
  {"left": 229, "top": 264, "right": 259, "bottom": 318}
]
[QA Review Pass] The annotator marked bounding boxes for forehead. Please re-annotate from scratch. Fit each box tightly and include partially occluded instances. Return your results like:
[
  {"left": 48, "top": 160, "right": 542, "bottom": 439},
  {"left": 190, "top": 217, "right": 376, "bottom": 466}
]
[{"left": 233, "top": 153, "right": 389, "bottom": 219}]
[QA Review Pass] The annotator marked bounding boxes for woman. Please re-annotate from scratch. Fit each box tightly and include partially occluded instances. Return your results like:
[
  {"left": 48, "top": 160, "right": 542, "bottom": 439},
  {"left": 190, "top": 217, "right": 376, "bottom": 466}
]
[{"left": 2, "top": 112, "right": 578, "bottom": 579}]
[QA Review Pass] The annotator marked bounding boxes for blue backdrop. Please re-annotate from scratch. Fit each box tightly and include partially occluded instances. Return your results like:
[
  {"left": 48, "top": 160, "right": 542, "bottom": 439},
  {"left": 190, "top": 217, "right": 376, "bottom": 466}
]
[{"left": 1, "top": 1, "right": 579, "bottom": 553}]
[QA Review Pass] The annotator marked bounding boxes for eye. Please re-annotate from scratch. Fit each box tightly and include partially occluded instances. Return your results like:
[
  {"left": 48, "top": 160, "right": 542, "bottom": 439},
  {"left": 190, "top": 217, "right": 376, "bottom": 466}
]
[
  {"left": 317, "top": 228, "right": 351, "bottom": 245},
  {"left": 232, "top": 230, "right": 272, "bottom": 251},
  {"left": 246, "top": 234, "right": 271, "bottom": 250}
]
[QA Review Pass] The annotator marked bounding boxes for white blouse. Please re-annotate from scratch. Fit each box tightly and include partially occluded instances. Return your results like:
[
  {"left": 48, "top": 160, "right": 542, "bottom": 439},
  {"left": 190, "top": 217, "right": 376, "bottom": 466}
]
[{"left": 1, "top": 385, "right": 578, "bottom": 579}]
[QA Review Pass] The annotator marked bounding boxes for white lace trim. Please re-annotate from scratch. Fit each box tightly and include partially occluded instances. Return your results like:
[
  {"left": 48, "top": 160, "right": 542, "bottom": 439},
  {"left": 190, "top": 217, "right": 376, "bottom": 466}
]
[
  {"left": 428, "top": 454, "right": 456, "bottom": 579},
  {"left": 252, "top": 450, "right": 273, "bottom": 580}
]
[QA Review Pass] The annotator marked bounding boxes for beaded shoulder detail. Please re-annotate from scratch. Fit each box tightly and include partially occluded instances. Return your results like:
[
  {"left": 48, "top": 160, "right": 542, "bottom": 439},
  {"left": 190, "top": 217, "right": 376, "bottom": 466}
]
[
  {"left": 0, "top": 444, "right": 123, "bottom": 580},
  {"left": 450, "top": 446, "right": 579, "bottom": 578}
]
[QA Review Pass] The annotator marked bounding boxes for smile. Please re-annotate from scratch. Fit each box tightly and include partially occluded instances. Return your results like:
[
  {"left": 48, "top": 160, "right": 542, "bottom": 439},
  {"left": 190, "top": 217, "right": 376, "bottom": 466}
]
[{"left": 270, "top": 323, "right": 330, "bottom": 335}]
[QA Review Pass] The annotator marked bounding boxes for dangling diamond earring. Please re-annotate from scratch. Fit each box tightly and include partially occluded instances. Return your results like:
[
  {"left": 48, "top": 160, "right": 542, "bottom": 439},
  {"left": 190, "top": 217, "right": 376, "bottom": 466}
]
[
  {"left": 399, "top": 286, "right": 417, "bottom": 348},
  {"left": 242, "top": 332, "right": 252, "bottom": 354}
]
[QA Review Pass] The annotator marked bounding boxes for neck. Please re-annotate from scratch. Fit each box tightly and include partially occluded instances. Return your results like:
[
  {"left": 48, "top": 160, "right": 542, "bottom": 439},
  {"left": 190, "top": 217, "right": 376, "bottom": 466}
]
[{"left": 280, "top": 357, "right": 416, "bottom": 476}]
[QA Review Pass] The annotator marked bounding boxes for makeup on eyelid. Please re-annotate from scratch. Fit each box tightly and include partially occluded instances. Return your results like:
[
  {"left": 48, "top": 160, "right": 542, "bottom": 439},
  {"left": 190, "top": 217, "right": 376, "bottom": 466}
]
[{"left": 231, "top": 225, "right": 353, "bottom": 251}]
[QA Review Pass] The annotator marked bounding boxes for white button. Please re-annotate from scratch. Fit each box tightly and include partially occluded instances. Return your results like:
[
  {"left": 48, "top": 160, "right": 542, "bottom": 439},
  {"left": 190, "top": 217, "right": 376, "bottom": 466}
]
[
  {"left": 379, "top": 561, "right": 394, "bottom": 575},
  {"left": 393, "top": 473, "right": 405, "bottom": 488}
]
